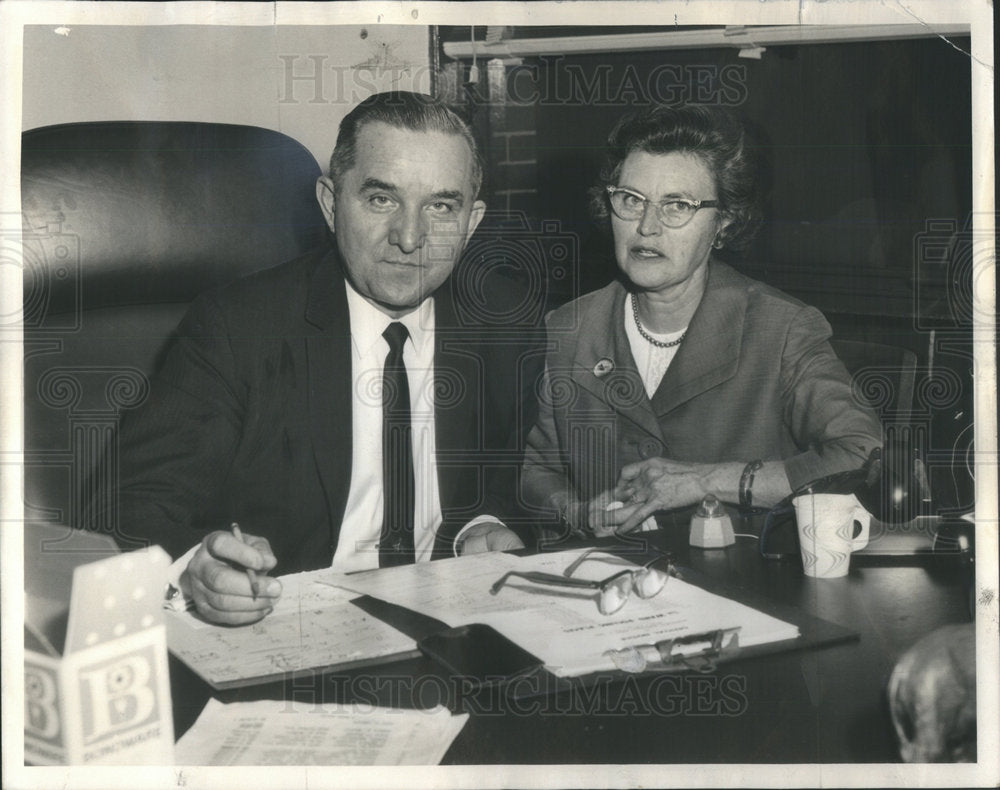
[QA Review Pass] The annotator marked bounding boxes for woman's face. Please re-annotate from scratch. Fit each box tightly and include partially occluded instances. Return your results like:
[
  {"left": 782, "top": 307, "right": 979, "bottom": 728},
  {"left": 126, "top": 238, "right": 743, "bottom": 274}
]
[{"left": 611, "top": 150, "right": 730, "bottom": 296}]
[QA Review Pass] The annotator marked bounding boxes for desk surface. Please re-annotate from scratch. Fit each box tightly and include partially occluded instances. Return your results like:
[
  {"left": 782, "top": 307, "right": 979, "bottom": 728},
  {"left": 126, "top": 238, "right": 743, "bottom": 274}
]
[{"left": 169, "top": 523, "right": 974, "bottom": 764}]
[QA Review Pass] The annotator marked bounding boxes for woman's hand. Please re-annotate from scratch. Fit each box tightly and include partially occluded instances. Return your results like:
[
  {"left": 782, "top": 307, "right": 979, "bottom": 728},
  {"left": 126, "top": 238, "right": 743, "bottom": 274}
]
[
  {"left": 600, "top": 458, "right": 789, "bottom": 534},
  {"left": 565, "top": 456, "right": 734, "bottom": 537},
  {"left": 567, "top": 489, "right": 656, "bottom": 538},
  {"left": 606, "top": 458, "right": 722, "bottom": 534},
  {"left": 580, "top": 490, "right": 623, "bottom": 537},
  {"left": 550, "top": 491, "right": 619, "bottom": 538}
]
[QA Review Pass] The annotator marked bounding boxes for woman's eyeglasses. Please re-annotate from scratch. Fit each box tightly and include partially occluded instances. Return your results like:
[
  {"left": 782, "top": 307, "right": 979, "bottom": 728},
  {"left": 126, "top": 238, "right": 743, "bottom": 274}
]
[
  {"left": 605, "top": 186, "right": 719, "bottom": 229},
  {"left": 490, "top": 550, "right": 673, "bottom": 615}
]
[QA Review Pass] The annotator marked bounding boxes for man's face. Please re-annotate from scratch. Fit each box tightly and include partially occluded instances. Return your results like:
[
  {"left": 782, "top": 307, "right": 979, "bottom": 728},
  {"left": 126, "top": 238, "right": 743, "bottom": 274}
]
[{"left": 317, "top": 122, "right": 485, "bottom": 318}]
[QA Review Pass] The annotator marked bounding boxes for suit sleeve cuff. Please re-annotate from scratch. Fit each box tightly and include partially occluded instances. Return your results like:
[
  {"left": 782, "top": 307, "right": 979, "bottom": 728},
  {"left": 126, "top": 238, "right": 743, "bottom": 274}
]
[
  {"left": 164, "top": 544, "right": 199, "bottom": 612},
  {"left": 453, "top": 515, "right": 505, "bottom": 557}
]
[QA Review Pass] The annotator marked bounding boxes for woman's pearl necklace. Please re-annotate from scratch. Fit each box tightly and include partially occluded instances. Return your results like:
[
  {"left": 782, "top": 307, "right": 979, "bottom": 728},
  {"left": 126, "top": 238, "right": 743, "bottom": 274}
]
[{"left": 631, "top": 295, "right": 687, "bottom": 348}]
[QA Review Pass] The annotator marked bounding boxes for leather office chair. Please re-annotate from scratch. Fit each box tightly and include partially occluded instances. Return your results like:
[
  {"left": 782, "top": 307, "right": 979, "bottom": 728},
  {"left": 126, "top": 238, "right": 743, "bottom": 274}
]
[
  {"left": 831, "top": 337, "right": 932, "bottom": 522},
  {"left": 21, "top": 121, "right": 327, "bottom": 537},
  {"left": 831, "top": 338, "right": 918, "bottom": 424}
]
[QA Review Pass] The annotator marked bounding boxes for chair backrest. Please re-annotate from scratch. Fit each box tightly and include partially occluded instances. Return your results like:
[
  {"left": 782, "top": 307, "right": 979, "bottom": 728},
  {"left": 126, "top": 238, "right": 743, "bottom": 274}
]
[
  {"left": 830, "top": 338, "right": 918, "bottom": 424},
  {"left": 21, "top": 121, "right": 327, "bottom": 530}
]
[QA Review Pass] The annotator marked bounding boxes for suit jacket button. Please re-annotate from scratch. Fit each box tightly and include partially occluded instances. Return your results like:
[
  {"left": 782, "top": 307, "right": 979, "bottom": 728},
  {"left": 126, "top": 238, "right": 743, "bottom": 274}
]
[{"left": 639, "top": 439, "right": 662, "bottom": 459}]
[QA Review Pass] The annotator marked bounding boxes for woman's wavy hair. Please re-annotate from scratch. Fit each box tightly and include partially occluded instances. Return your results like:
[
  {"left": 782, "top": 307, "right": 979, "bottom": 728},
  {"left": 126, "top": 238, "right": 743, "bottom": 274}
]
[{"left": 589, "top": 104, "right": 762, "bottom": 251}]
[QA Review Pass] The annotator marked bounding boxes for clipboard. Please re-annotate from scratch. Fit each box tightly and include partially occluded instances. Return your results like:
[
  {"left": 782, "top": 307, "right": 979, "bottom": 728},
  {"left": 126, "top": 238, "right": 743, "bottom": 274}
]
[
  {"left": 604, "top": 625, "right": 743, "bottom": 674},
  {"left": 491, "top": 567, "right": 858, "bottom": 702},
  {"left": 344, "top": 565, "right": 858, "bottom": 705}
]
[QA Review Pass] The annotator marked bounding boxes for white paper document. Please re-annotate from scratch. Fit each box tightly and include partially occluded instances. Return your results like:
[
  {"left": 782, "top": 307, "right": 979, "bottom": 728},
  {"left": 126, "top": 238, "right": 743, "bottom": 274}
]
[
  {"left": 175, "top": 698, "right": 468, "bottom": 765},
  {"left": 166, "top": 568, "right": 418, "bottom": 688},
  {"left": 328, "top": 549, "right": 799, "bottom": 677}
]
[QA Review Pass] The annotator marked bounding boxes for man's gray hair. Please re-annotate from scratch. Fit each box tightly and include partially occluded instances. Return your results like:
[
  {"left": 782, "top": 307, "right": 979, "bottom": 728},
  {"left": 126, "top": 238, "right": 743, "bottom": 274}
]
[{"left": 329, "top": 91, "right": 482, "bottom": 197}]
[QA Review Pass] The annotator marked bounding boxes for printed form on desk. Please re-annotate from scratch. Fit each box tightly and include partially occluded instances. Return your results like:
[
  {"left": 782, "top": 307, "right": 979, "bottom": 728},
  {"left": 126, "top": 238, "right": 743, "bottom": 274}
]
[
  {"left": 166, "top": 568, "right": 417, "bottom": 688},
  {"left": 175, "top": 699, "right": 467, "bottom": 765},
  {"left": 326, "top": 549, "right": 799, "bottom": 677}
]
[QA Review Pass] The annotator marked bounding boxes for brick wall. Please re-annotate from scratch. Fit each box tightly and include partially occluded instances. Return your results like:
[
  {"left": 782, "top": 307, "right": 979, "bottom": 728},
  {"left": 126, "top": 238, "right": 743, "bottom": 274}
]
[
  {"left": 438, "top": 59, "right": 540, "bottom": 218},
  {"left": 488, "top": 59, "right": 540, "bottom": 217}
]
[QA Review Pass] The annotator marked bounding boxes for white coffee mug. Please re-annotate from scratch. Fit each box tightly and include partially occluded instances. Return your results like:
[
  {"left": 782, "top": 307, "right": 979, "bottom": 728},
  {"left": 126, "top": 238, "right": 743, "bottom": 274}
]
[{"left": 793, "top": 493, "right": 872, "bottom": 578}]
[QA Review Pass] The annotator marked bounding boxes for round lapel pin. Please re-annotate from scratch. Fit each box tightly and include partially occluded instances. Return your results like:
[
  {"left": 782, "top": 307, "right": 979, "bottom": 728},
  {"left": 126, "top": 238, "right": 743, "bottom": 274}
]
[{"left": 593, "top": 358, "right": 615, "bottom": 377}]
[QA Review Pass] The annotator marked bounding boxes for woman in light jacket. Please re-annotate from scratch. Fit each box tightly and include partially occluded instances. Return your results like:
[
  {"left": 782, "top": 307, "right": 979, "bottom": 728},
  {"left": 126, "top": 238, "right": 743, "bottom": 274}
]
[{"left": 522, "top": 104, "right": 882, "bottom": 537}]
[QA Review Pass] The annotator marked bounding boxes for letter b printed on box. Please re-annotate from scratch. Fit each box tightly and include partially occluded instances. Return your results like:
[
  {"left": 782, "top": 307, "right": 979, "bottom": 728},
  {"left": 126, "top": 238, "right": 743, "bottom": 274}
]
[
  {"left": 25, "top": 662, "right": 62, "bottom": 742},
  {"left": 77, "top": 646, "right": 158, "bottom": 744}
]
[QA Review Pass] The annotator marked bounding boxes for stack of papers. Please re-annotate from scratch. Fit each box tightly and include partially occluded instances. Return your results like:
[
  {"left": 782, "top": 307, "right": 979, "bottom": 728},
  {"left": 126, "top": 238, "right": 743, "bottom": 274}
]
[
  {"left": 329, "top": 549, "right": 800, "bottom": 677},
  {"left": 166, "top": 569, "right": 417, "bottom": 688},
  {"left": 175, "top": 699, "right": 467, "bottom": 765}
]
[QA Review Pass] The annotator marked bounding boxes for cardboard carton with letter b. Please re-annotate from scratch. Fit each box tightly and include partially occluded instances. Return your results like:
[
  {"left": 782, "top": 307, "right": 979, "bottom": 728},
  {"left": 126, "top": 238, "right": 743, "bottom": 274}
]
[{"left": 24, "top": 524, "right": 174, "bottom": 765}]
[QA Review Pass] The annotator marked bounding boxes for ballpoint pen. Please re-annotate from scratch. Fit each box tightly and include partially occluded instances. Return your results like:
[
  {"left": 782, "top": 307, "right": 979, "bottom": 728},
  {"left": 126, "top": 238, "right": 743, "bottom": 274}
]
[{"left": 230, "top": 522, "right": 261, "bottom": 600}]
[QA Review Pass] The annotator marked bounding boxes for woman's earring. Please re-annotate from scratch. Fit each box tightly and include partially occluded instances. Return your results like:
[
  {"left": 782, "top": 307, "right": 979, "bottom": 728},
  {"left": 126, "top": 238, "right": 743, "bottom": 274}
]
[{"left": 712, "top": 234, "right": 724, "bottom": 250}]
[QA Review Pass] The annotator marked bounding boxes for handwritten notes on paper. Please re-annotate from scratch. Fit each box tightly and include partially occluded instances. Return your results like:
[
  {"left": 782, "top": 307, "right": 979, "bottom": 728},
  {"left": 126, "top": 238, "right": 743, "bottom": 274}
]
[
  {"left": 175, "top": 699, "right": 467, "bottom": 765},
  {"left": 166, "top": 569, "right": 417, "bottom": 688},
  {"left": 328, "top": 550, "right": 799, "bottom": 677}
]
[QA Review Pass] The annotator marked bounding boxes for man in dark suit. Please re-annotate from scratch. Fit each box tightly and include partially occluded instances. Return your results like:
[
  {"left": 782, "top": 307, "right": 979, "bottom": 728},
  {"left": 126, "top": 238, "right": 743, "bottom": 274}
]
[{"left": 110, "top": 92, "right": 537, "bottom": 624}]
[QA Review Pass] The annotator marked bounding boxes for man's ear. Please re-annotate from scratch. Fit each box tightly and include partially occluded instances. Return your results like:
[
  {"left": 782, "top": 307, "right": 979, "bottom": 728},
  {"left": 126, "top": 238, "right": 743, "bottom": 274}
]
[
  {"left": 464, "top": 199, "right": 487, "bottom": 243},
  {"left": 316, "top": 176, "right": 337, "bottom": 233}
]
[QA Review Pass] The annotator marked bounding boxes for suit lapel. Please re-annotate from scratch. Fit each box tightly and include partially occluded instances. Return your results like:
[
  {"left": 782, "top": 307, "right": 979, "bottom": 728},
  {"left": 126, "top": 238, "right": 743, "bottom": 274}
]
[
  {"left": 432, "top": 284, "right": 478, "bottom": 511},
  {"left": 304, "top": 249, "right": 354, "bottom": 530},
  {"left": 568, "top": 282, "right": 664, "bottom": 442},
  {"left": 650, "top": 260, "right": 746, "bottom": 416}
]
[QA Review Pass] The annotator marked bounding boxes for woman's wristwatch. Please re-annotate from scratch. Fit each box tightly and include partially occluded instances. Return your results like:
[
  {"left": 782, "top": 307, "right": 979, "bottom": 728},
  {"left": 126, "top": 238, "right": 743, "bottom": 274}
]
[{"left": 739, "top": 459, "right": 764, "bottom": 509}]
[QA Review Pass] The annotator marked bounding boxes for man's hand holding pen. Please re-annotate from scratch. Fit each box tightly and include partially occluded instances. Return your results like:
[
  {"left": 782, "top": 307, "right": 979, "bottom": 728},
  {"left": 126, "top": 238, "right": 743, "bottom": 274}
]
[{"left": 181, "top": 526, "right": 281, "bottom": 625}]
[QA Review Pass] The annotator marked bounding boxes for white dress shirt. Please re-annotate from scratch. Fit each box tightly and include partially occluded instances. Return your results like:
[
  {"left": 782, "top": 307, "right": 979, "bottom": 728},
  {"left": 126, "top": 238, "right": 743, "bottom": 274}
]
[{"left": 333, "top": 281, "right": 441, "bottom": 571}]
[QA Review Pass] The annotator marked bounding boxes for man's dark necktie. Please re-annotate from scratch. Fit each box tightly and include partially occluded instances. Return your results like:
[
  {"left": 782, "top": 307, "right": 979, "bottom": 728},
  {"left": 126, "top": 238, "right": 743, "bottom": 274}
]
[{"left": 379, "top": 322, "right": 415, "bottom": 567}]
